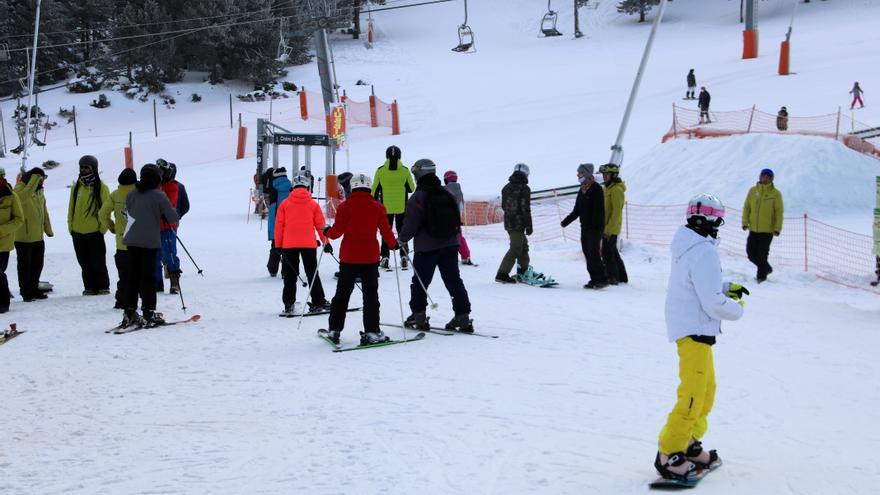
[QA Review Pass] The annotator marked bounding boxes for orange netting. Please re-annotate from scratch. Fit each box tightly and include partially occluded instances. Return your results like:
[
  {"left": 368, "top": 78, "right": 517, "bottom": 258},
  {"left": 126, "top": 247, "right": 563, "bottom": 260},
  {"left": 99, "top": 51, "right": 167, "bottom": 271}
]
[
  {"left": 662, "top": 104, "right": 880, "bottom": 159},
  {"left": 299, "top": 90, "right": 398, "bottom": 133}
]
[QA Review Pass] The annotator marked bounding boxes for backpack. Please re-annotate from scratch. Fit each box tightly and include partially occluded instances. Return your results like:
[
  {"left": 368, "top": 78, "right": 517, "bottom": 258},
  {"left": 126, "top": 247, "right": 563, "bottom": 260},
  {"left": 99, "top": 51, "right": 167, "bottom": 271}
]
[{"left": 423, "top": 186, "right": 461, "bottom": 239}]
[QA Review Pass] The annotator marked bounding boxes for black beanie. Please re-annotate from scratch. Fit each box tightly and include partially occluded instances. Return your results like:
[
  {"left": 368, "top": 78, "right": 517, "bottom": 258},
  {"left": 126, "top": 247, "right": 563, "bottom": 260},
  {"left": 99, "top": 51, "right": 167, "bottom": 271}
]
[
  {"left": 118, "top": 168, "right": 137, "bottom": 185},
  {"left": 137, "top": 164, "right": 162, "bottom": 192}
]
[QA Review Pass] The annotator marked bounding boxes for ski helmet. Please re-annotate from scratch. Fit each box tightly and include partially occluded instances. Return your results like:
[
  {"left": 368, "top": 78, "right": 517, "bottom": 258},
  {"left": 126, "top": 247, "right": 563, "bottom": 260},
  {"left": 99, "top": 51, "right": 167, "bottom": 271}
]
[
  {"left": 514, "top": 163, "right": 530, "bottom": 176},
  {"left": 598, "top": 163, "right": 620, "bottom": 175},
  {"left": 760, "top": 168, "right": 774, "bottom": 180},
  {"left": 292, "top": 174, "right": 311, "bottom": 189},
  {"left": 411, "top": 159, "right": 436, "bottom": 180},
  {"left": 386, "top": 145, "right": 401, "bottom": 160},
  {"left": 686, "top": 193, "right": 726, "bottom": 237},
  {"left": 350, "top": 173, "right": 372, "bottom": 191},
  {"left": 443, "top": 170, "right": 458, "bottom": 183}
]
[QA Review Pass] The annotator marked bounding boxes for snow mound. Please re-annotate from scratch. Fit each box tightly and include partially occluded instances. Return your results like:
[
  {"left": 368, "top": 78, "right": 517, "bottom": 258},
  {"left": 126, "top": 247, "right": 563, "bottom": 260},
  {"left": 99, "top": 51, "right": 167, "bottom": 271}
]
[{"left": 625, "top": 134, "right": 880, "bottom": 215}]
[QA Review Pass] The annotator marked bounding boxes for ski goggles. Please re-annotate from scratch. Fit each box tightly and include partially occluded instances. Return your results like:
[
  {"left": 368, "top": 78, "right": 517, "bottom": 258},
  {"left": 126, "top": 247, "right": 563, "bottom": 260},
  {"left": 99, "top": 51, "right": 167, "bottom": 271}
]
[{"left": 686, "top": 204, "right": 725, "bottom": 219}]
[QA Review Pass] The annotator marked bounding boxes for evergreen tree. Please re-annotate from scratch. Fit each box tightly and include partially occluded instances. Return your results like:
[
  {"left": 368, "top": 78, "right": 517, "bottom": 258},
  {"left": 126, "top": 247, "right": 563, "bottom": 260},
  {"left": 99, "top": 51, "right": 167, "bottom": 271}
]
[{"left": 617, "top": 0, "right": 661, "bottom": 22}]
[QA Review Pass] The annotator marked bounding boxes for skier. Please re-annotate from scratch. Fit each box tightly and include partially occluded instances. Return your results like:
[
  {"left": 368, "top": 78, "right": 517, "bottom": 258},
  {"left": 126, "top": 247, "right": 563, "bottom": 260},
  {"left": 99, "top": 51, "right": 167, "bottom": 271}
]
[
  {"left": 399, "top": 159, "right": 473, "bottom": 332},
  {"left": 274, "top": 174, "right": 331, "bottom": 315},
  {"left": 323, "top": 174, "right": 399, "bottom": 345},
  {"left": 850, "top": 81, "right": 865, "bottom": 109},
  {"left": 655, "top": 193, "right": 746, "bottom": 483},
  {"left": 443, "top": 170, "right": 475, "bottom": 266},
  {"left": 266, "top": 167, "right": 291, "bottom": 277},
  {"left": 776, "top": 106, "right": 788, "bottom": 131},
  {"left": 560, "top": 163, "right": 607, "bottom": 289},
  {"left": 99, "top": 168, "right": 137, "bottom": 309},
  {"left": 337, "top": 171, "right": 354, "bottom": 200},
  {"left": 154, "top": 159, "right": 184, "bottom": 294},
  {"left": 600, "top": 163, "right": 629, "bottom": 285},
  {"left": 686, "top": 69, "right": 697, "bottom": 99},
  {"left": 14, "top": 167, "right": 53, "bottom": 302},
  {"left": 495, "top": 163, "right": 532, "bottom": 284},
  {"left": 68, "top": 155, "right": 111, "bottom": 296},
  {"left": 0, "top": 167, "right": 24, "bottom": 314},
  {"left": 742, "top": 168, "right": 783, "bottom": 283},
  {"left": 698, "top": 87, "right": 711, "bottom": 124},
  {"left": 120, "top": 164, "right": 179, "bottom": 328},
  {"left": 372, "top": 145, "right": 415, "bottom": 270}
]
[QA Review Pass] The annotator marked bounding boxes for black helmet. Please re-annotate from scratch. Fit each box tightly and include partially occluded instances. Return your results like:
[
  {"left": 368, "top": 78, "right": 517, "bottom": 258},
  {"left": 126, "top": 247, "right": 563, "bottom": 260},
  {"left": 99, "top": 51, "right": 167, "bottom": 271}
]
[{"left": 385, "top": 145, "right": 401, "bottom": 160}]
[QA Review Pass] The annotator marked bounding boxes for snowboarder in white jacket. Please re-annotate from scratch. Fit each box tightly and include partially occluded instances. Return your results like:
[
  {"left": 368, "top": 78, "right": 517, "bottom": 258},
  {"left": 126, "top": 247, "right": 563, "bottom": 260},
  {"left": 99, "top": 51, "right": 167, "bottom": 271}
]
[{"left": 654, "top": 193, "right": 747, "bottom": 483}]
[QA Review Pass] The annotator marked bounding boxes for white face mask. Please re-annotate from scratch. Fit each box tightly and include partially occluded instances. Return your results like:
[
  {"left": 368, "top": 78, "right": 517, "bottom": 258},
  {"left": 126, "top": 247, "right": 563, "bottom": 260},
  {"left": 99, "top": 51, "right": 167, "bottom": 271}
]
[{"left": 578, "top": 176, "right": 587, "bottom": 185}]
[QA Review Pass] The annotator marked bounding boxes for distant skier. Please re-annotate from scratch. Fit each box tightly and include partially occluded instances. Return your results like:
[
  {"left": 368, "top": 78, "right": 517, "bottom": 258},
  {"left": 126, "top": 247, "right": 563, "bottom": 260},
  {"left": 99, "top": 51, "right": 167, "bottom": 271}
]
[
  {"left": 698, "top": 87, "right": 711, "bottom": 124},
  {"left": 495, "top": 163, "right": 532, "bottom": 284},
  {"left": 99, "top": 168, "right": 137, "bottom": 309},
  {"left": 274, "top": 174, "right": 331, "bottom": 315},
  {"left": 323, "top": 174, "right": 398, "bottom": 345},
  {"left": 686, "top": 69, "right": 697, "bottom": 99},
  {"left": 600, "top": 163, "right": 628, "bottom": 285},
  {"left": 776, "top": 106, "right": 788, "bottom": 131},
  {"left": 443, "top": 170, "right": 474, "bottom": 266},
  {"left": 0, "top": 167, "right": 24, "bottom": 314},
  {"left": 68, "top": 155, "right": 111, "bottom": 296},
  {"left": 654, "top": 193, "right": 746, "bottom": 483},
  {"left": 266, "top": 167, "right": 291, "bottom": 277},
  {"left": 14, "top": 167, "right": 53, "bottom": 302},
  {"left": 399, "top": 159, "right": 473, "bottom": 333},
  {"left": 850, "top": 81, "right": 865, "bottom": 109},
  {"left": 560, "top": 163, "right": 607, "bottom": 289},
  {"left": 742, "top": 168, "right": 783, "bottom": 283},
  {"left": 372, "top": 145, "right": 415, "bottom": 270}
]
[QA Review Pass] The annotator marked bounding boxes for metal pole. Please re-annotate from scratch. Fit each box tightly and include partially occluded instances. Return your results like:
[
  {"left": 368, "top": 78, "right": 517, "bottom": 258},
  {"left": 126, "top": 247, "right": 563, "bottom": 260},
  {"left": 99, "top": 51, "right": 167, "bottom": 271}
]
[
  {"left": 229, "top": 94, "right": 233, "bottom": 128},
  {"left": 314, "top": 28, "right": 338, "bottom": 115},
  {"left": 73, "top": 106, "right": 79, "bottom": 146},
  {"left": 609, "top": 0, "right": 668, "bottom": 166},
  {"left": 1, "top": 106, "right": 8, "bottom": 156},
  {"left": 745, "top": 0, "right": 755, "bottom": 31},
  {"left": 785, "top": 0, "right": 798, "bottom": 42},
  {"left": 835, "top": 106, "right": 841, "bottom": 140},
  {"left": 269, "top": 96, "right": 273, "bottom": 120},
  {"left": 21, "top": 0, "right": 43, "bottom": 172},
  {"left": 153, "top": 99, "right": 158, "bottom": 137}
]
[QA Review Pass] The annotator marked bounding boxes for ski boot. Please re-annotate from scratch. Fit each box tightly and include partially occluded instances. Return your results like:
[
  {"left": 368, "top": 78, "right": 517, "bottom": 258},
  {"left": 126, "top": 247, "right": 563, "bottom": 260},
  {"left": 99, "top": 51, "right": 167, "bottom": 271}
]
[
  {"left": 120, "top": 309, "right": 146, "bottom": 329},
  {"left": 360, "top": 330, "right": 390, "bottom": 345},
  {"left": 654, "top": 451, "right": 703, "bottom": 482},
  {"left": 142, "top": 310, "right": 166, "bottom": 328},
  {"left": 308, "top": 300, "right": 331, "bottom": 313},
  {"left": 326, "top": 329, "right": 342, "bottom": 345},
  {"left": 445, "top": 314, "right": 474, "bottom": 333},
  {"left": 686, "top": 440, "right": 721, "bottom": 471},
  {"left": 281, "top": 304, "right": 295, "bottom": 317},
  {"left": 400, "top": 256, "right": 409, "bottom": 270},
  {"left": 404, "top": 312, "right": 430, "bottom": 330},
  {"left": 379, "top": 257, "right": 390, "bottom": 271},
  {"left": 495, "top": 272, "right": 516, "bottom": 284},
  {"left": 169, "top": 273, "right": 181, "bottom": 295}
]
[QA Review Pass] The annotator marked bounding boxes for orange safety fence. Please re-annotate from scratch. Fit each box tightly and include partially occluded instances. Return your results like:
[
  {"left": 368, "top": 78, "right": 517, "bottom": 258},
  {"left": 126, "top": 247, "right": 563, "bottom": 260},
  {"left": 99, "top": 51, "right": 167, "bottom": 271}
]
[
  {"left": 462, "top": 195, "right": 879, "bottom": 290},
  {"left": 300, "top": 89, "right": 399, "bottom": 134},
  {"left": 662, "top": 104, "right": 880, "bottom": 159}
]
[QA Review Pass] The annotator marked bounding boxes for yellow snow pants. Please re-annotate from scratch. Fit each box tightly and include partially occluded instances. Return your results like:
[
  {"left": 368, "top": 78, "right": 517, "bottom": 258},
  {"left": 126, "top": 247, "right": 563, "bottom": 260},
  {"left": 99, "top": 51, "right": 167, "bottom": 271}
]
[{"left": 658, "top": 337, "right": 716, "bottom": 454}]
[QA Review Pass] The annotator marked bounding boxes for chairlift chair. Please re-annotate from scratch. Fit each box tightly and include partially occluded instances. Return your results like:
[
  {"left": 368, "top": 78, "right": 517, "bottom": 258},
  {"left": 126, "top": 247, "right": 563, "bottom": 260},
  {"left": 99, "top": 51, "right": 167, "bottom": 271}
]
[
  {"left": 540, "top": 0, "right": 563, "bottom": 37},
  {"left": 0, "top": 43, "right": 9, "bottom": 63},
  {"left": 276, "top": 20, "right": 292, "bottom": 62},
  {"left": 451, "top": 0, "right": 476, "bottom": 53}
]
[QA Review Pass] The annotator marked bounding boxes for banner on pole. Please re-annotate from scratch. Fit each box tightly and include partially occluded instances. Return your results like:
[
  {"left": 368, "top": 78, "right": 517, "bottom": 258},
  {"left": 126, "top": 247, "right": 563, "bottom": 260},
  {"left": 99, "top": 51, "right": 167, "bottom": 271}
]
[{"left": 329, "top": 104, "right": 346, "bottom": 149}]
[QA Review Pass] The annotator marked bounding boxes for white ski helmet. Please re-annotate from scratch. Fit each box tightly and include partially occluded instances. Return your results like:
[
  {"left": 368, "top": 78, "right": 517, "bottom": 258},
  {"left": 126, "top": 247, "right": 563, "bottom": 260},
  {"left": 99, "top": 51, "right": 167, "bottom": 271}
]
[
  {"left": 686, "top": 193, "right": 725, "bottom": 224},
  {"left": 292, "top": 174, "right": 311, "bottom": 189},
  {"left": 514, "top": 163, "right": 530, "bottom": 176},
  {"left": 350, "top": 173, "right": 372, "bottom": 191}
]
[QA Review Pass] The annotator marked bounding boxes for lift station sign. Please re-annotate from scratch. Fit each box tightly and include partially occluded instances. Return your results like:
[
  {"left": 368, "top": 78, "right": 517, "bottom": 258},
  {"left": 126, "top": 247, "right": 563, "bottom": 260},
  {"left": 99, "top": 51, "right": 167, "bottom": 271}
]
[{"left": 273, "top": 134, "right": 330, "bottom": 147}]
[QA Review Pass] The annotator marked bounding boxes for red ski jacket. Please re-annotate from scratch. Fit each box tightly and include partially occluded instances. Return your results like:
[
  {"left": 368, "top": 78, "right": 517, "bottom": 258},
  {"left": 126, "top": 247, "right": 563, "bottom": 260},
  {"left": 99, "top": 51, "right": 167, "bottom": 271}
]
[
  {"left": 160, "top": 181, "right": 179, "bottom": 230},
  {"left": 325, "top": 191, "right": 397, "bottom": 264}
]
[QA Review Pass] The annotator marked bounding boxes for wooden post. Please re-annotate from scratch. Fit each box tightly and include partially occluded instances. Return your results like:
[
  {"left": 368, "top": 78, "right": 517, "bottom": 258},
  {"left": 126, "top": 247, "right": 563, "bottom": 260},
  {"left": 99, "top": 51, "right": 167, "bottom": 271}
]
[
  {"left": 835, "top": 106, "right": 841, "bottom": 140},
  {"left": 746, "top": 104, "right": 756, "bottom": 133},
  {"left": 153, "top": 99, "right": 158, "bottom": 137},
  {"left": 672, "top": 103, "right": 677, "bottom": 139},
  {"left": 391, "top": 100, "right": 400, "bottom": 135},
  {"left": 236, "top": 126, "right": 248, "bottom": 160},
  {"left": 72, "top": 105, "right": 79, "bottom": 146},
  {"left": 229, "top": 94, "right": 233, "bottom": 129},
  {"left": 299, "top": 88, "right": 308, "bottom": 121}
]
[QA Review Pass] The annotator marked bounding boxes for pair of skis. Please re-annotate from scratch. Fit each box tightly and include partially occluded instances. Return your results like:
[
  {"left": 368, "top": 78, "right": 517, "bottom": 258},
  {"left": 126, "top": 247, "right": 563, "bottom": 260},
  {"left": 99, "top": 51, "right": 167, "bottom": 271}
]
[
  {"left": 317, "top": 329, "right": 425, "bottom": 352},
  {"left": 381, "top": 321, "right": 499, "bottom": 339},
  {"left": 0, "top": 324, "right": 23, "bottom": 346},
  {"left": 106, "top": 314, "right": 201, "bottom": 335},
  {"left": 279, "top": 307, "right": 361, "bottom": 318}
]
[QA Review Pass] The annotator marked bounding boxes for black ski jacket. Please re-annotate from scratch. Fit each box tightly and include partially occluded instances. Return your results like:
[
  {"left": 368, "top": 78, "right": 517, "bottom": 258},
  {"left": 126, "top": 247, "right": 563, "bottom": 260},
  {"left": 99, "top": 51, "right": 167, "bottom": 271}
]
[
  {"left": 561, "top": 181, "right": 604, "bottom": 230},
  {"left": 698, "top": 90, "right": 711, "bottom": 110},
  {"left": 687, "top": 72, "right": 696, "bottom": 87}
]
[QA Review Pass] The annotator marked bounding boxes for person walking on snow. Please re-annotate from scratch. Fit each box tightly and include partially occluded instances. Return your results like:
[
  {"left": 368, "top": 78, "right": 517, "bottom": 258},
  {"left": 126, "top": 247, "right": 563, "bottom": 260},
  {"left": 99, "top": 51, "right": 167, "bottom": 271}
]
[
  {"left": 443, "top": 170, "right": 475, "bottom": 266},
  {"left": 119, "top": 164, "right": 179, "bottom": 328},
  {"left": 0, "top": 168, "right": 24, "bottom": 313},
  {"left": 776, "top": 106, "right": 788, "bottom": 131},
  {"left": 398, "top": 159, "right": 473, "bottom": 332},
  {"left": 686, "top": 69, "right": 697, "bottom": 100},
  {"left": 323, "top": 174, "right": 398, "bottom": 345},
  {"left": 560, "top": 163, "right": 607, "bottom": 289},
  {"left": 14, "top": 167, "right": 53, "bottom": 302},
  {"left": 99, "top": 168, "right": 137, "bottom": 309},
  {"left": 68, "top": 155, "right": 111, "bottom": 296},
  {"left": 742, "top": 168, "right": 784, "bottom": 283},
  {"left": 372, "top": 145, "right": 415, "bottom": 270},
  {"left": 654, "top": 193, "right": 747, "bottom": 483},
  {"left": 495, "top": 163, "right": 533, "bottom": 284},
  {"left": 266, "top": 167, "right": 291, "bottom": 277},
  {"left": 274, "top": 174, "right": 331, "bottom": 315},
  {"left": 850, "top": 81, "right": 865, "bottom": 109},
  {"left": 600, "top": 163, "right": 628, "bottom": 285},
  {"left": 698, "top": 87, "right": 711, "bottom": 124}
]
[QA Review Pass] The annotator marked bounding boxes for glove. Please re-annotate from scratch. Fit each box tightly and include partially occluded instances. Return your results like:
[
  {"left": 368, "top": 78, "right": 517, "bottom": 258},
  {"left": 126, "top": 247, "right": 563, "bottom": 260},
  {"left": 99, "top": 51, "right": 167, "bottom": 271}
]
[
  {"left": 773, "top": 231, "right": 780, "bottom": 237},
  {"left": 390, "top": 238, "right": 401, "bottom": 251},
  {"left": 742, "top": 225, "right": 748, "bottom": 231},
  {"left": 726, "top": 283, "right": 750, "bottom": 302},
  {"left": 323, "top": 225, "right": 331, "bottom": 236},
  {"left": 323, "top": 243, "right": 333, "bottom": 254},
  {"left": 560, "top": 221, "right": 565, "bottom": 228},
  {"left": 525, "top": 226, "right": 533, "bottom": 236}
]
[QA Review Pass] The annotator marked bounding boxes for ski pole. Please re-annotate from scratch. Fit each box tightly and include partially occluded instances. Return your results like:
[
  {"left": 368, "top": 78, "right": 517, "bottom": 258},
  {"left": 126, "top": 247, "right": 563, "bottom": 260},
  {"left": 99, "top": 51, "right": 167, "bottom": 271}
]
[
  {"left": 402, "top": 252, "right": 438, "bottom": 309},
  {"left": 175, "top": 278, "right": 188, "bottom": 313},
  {"left": 391, "top": 250, "right": 407, "bottom": 342},
  {"left": 296, "top": 247, "right": 325, "bottom": 331},
  {"left": 279, "top": 253, "right": 308, "bottom": 287},
  {"left": 173, "top": 232, "right": 204, "bottom": 276}
]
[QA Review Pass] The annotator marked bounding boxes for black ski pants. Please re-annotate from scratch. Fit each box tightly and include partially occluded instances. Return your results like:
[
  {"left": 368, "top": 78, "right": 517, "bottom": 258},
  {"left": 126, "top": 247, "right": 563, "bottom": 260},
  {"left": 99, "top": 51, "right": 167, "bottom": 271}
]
[
  {"left": 280, "top": 248, "right": 326, "bottom": 307},
  {"left": 746, "top": 232, "right": 774, "bottom": 280},
  {"left": 15, "top": 240, "right": 45, "bottom": 299},
  {"left": 410, "top": 245, "right": 471, "bottom": 315},
  {"left": 0, "top": 251, "right": 9, "bottom": 311},
  {"left": 125, "top": 247, "right": 158, "bottom": 312},
  {"left": 602, "top": 234, "right": 628, "bottom": 284},
  {"left": 267, "top": 241, "right": 281, "bottom": 276},
  {"left": 380, "top": 213, "right": 408, "bottom": 259},
  {"left": 581, "top": 228, "right": 607, "bottom": 285},
  {"left": 329, "top": 262, "right": 380, "bottom": 333},
  {"left": 71, "top": 232, "right": 110, "bottom": 292},
  {"left": 114, "top": 250, "right": 131, "bottom": 308}
]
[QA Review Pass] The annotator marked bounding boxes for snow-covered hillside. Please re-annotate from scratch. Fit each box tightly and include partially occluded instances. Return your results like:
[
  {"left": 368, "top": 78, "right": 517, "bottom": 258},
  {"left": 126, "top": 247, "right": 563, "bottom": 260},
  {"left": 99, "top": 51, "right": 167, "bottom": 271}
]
[{"left": 2, "top": 1, "right": 880, "bottom": 494}]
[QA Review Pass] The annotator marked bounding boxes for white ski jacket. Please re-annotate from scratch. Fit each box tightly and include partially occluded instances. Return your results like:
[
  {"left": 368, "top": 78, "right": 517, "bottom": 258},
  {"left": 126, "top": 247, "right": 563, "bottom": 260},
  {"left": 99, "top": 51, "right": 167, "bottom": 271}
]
[{"left": 665, "top": 226, "right": 743, "bottom": 342}]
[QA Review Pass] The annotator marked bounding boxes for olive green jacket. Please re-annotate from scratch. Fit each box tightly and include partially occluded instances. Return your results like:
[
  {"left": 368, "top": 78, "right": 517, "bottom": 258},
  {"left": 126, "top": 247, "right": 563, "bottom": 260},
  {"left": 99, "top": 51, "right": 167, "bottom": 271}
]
[
  {"left": 742, "top": 182, "right": 784, "bottom": 234},
  {"left": 99, "top": 184, "right": 134, "bottom": 250}
]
